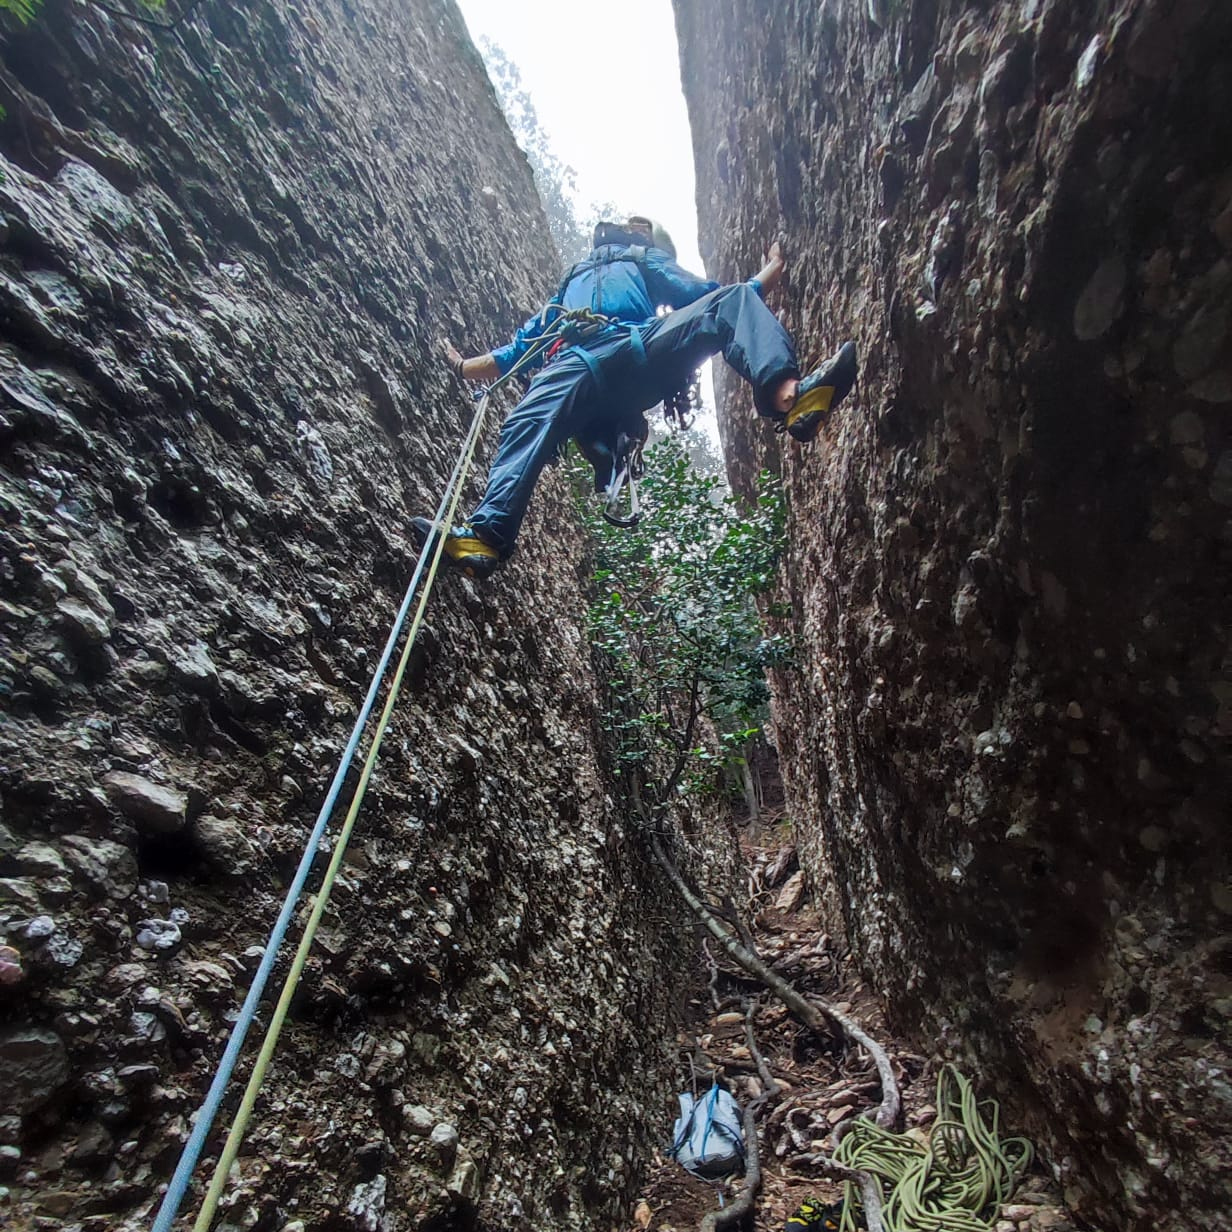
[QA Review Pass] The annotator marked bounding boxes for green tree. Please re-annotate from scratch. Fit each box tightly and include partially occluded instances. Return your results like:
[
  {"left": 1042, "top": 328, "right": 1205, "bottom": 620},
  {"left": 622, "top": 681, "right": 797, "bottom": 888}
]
[{"left": 577, "top": 436, "right": 788, "bottom": 818}]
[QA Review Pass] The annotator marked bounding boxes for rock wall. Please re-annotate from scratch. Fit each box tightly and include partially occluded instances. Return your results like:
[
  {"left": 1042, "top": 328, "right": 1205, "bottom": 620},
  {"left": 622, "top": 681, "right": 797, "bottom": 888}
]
[
  {"left": 0, "top": 3, "right": 704, "bottom": 1228},
  {"left": 675, "top": 0, "right": 1231, "bottom": 1227}
]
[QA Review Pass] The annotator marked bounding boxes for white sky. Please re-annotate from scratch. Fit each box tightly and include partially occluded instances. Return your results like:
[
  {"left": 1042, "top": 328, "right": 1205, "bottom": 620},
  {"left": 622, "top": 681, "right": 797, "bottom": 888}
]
[
  {"left": 455, "top": 0, "right": 705, "bottom": 278},
  {"left": 455, "top": 0, "right": 720, "bottom": 440}
]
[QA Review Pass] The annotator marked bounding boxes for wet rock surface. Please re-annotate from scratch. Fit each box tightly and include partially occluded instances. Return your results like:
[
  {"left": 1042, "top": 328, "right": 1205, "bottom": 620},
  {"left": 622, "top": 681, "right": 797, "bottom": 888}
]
[
  {"left": 0, "top": 1, "right": 717, "bottom": 1228},
  {"left": 675, "top": 0, "right": 1232, "bottom": 1228}
]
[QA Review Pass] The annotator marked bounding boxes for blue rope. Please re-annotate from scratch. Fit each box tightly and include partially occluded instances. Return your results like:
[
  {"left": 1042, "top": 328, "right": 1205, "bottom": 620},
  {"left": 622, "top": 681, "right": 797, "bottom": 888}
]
[
  {"left": 150, "top": 409, "right": 487, "bottom": 1232},
  {"left": 152, "top": 325, "right": 570, "bottom": 1230}
]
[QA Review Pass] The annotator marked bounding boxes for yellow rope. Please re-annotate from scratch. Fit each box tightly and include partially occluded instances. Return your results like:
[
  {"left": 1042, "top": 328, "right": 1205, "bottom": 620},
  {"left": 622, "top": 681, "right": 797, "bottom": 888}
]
[
  {"left": 188, "top": 309, "right": 605, "bottom": 1229},
  {"left": 190, "top": 391, "right": 492, "bottom": 1231},
  {"left": 835, "top": 1065, "right": 1033, "bottom": 1232}
]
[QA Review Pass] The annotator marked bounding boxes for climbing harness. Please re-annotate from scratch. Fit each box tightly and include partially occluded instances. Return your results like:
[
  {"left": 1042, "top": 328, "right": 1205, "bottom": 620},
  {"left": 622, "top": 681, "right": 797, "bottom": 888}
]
[
  {"left": 151, "top": 333, "right": 557, "bottom": 1232},
  {"left": 832, "top": 1065, "right": 1033, "bottom": 1232},
  {"left": 541, "top": 304, "right": 614, "bottom": 360}
]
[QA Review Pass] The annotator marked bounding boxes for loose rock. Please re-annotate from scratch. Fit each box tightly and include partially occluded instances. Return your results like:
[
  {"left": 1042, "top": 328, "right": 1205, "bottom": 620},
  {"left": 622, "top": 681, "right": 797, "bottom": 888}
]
[
  {"left": 102, "top": 773, "right": 187, "bottom": 834},
  {"left": 0, "top": 1027, "right": 70, "bottom": 1114}
]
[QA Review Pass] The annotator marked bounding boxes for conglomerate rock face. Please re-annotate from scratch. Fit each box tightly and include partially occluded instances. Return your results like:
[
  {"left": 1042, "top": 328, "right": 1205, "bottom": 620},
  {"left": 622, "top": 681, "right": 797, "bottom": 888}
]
[
  {"left": 675, "top": 0, "right": 1231, "bottom": 1227},
  {"left": 0, "top": 2, "right": 706, "bottom": 1228}
]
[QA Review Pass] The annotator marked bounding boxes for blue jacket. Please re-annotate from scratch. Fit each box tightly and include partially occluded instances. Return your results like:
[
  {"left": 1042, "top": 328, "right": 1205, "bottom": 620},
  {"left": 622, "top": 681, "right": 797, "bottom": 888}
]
[{"left": 491, "top": 244, "right": 721, "bottom": 377}]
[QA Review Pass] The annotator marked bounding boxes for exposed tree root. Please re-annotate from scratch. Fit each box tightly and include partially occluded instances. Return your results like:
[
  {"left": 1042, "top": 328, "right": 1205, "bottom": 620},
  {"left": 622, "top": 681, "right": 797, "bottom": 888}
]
[
  {"left": 699, "top": 1002, "right": 777, "bottom": 1232},
  {"left": 646, "top": 833, "right": 898, "bottom": 1232},
  {"left": 787, "top": 1150, "right": 888, "bottom": 1232},
  {"left": 702, "top": 938, "right": 724, "bottom": 1012},
  {"left": 650, "top": 834, "right": 900, "bottom": 1127}
]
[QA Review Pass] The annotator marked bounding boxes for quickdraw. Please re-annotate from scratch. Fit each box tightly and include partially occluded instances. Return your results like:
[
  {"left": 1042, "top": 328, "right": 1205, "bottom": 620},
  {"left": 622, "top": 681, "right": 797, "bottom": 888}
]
[{"left": 601, "top": 430, "right": 646, "bottom": 529}]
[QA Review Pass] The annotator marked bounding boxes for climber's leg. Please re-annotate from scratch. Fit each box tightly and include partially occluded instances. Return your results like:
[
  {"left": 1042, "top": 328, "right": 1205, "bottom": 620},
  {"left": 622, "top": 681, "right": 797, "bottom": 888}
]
[
  {"left": 636, "top": 282, "right": 799, "bottom": 417},
  {"left": 779, "top": 340, "right": 858, "bottom": 442},
  {"left": 635, "top": 283, "right": 857, "bottom": 437},
  {"left": 466, "top": 350, "right": 597, "bottom": 556},
  {"left": 412, "top": 351, "right": 600, "bottom": 577}
]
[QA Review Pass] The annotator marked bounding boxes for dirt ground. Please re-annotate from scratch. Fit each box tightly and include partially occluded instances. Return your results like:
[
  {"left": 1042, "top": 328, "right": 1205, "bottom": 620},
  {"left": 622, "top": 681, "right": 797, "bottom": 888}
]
[{"left": 626, "top": 842, "right": 1077, "bottom": 1232}]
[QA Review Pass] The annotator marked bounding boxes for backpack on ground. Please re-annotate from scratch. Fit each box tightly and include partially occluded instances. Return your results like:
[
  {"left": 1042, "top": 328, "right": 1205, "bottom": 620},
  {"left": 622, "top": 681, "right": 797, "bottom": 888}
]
[{"left": 668, "top": 1082, "right": 746, "bottom": 1179}]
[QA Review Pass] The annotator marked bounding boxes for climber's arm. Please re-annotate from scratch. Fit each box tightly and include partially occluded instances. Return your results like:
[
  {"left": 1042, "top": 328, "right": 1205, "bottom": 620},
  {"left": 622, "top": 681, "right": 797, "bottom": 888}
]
[
  {"left": 747, "top": 240, "right": 786, "bottom": 298},
  {"left": 444, "top": 342, "right": 501, "bottom": 383},
  {"left": 644, "top": 240, "right": 786, "bottom": 306},
  {"left": 643, "top": 249, "right": 721, "bottom": 309},
  {"left": 470, "top": 301, "right": 561, "bottom": 380}
]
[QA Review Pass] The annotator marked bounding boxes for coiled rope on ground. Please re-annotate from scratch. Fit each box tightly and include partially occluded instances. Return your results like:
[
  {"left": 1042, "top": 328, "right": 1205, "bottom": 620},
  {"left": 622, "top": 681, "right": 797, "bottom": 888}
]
[{"left": 835, "top": 1065, "right": 1033, "bottom": 1232}]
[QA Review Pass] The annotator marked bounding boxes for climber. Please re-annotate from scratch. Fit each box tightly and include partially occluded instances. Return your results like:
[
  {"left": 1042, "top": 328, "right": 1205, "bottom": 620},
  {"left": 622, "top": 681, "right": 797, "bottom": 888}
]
[{"left": 413, "top": 215, "right": 857, "bottom": 578}]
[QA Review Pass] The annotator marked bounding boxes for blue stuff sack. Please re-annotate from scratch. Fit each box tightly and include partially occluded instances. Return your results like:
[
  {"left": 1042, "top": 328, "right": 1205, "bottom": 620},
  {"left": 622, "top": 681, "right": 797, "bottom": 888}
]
[{"left": 669, "top": 1082, "right": 746, "bottom": 1178}]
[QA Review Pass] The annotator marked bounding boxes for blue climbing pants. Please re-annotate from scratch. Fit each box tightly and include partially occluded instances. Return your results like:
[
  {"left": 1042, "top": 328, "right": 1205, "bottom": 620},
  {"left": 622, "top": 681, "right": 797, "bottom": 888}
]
[{"left": 469, "top": 282, "right": 798, "bottom": 554}]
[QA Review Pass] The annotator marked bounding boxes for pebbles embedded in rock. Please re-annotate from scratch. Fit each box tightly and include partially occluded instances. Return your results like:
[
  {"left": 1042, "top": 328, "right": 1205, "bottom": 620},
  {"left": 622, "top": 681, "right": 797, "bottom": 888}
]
[
  {"left": 24, "top": 915, "right": 56, "bottom": 940},
  {"left": 0, "top": 878, "right": 43, "bottom": 914},
  {"left": 447, "top": 1156, "right": 480, "bottom": 1202},
  {"left": 143, "top": 879, "right": 170, "bottom": 905},
  {"left": 135, "top": 918, "right": 181, "bottom": 952},
  {"left": 345, "top": 1175, "right": 386, "bottom": 1232},
  {"left": 70, "top": 1121, "right": 114, "bottom": 1165},
  {"left": 56, "top": 597, "right": 111, "bottom": 644},
  {"left": 194, "top": 813, "right": 258, "bottom": 874},
  {"left": 1073, "top": 256, "right": 1126, "bottom": 340},
  {"left": 16, "top": 843, "right": 68, "bottom": 878},
  {"left": 430, "top": 1122, "right": 459, "bottom": 1169},
  {"left": 183, "top": 959, "right": 234, "bottom": 996},
  {"left": 59, "top": 833, "right": 138, "bottom": 900},
  {"left": 170, "top": 640, "right": 220, "bottom": 692},
  {"left": 404, "top": 1105, "right": 435, "bottom": 1135},
  {"left": 295, "top": 420, "right": 334, "bottom": 484},
  {"left": 0, "top": 947, "right": 23, "bottom": 986},
  {"left": 41, "top": 933, "right": 84, "bottom": 968},
  {"left": 1075, "top": 35, "right": 1102, "bottom": 89},
  {"left": 128, "top": 1010, "right": 166, "bottom": 1044}
]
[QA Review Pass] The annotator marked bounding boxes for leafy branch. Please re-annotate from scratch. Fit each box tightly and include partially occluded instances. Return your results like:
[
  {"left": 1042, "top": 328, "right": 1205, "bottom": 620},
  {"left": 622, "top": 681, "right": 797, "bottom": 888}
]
[
  {"left": 0, "top": 0, "right": 39, "bottom": 21},
  {"left": 1, "top": 0, "right": 172, "bottom": 31},
  {"left": 576, "top": 435, "right": 788, "bottom": 818}
]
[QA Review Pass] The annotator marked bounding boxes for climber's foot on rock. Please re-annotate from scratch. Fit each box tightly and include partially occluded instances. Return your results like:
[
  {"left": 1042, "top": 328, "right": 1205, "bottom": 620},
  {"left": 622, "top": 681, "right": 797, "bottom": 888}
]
[
  {"left": 411, "top": 516, "right": 501, "bottom": 580},
  {"left": 776, "top": 340, "right": 859, "bottom": 442}
]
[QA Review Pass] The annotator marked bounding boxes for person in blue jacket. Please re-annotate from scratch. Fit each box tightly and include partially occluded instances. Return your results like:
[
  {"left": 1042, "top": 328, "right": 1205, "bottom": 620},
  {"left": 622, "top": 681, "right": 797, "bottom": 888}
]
[{"left": 415, "top": 215, "right": 857, "bottom": 578}]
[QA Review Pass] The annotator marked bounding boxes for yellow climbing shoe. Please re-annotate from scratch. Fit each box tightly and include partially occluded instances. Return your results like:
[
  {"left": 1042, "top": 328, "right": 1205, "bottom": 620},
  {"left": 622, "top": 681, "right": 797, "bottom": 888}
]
[
  {"left": 785, "top": 340, "right": 858, "bottom": 442},
  {"left": 784, "top": 1197, "right": 844, "bottom": 1230},
  {"left": 411, "top": 517, "right": 501, "bottom": 580}
]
